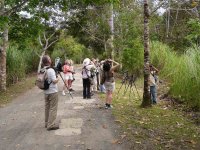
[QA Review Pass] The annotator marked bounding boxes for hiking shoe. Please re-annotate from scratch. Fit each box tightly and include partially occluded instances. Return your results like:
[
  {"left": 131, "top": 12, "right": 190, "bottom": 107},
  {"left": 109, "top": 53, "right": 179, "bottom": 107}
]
[
  {"left": 62, "top": 91, "right": 66, "bottom": 96},
  {"left": 69, "top": 88, "right": 75, "bottom": 92},
  {"left": 47, "top": 126, "right": 59, "bottom": 131},
  {"left": 108, "top": 105, "right": 113, "bottom": 109},
  {"left": 105, "top": 103, "right": 109, "bottom": 109},
  {"left": 105, "top": 105, "right": 109, "bottom": 109}
]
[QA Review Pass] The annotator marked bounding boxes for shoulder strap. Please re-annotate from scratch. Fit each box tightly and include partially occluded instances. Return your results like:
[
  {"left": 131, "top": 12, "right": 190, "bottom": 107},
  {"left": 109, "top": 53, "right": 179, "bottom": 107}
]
[{"left": 45, "top": 67, "right": 52, "bottom": 84}]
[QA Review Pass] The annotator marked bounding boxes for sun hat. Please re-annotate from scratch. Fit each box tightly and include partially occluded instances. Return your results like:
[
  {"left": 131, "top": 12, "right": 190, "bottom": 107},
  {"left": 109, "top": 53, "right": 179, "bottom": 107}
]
[{"left": 83, "top": 58, "right": 91, "bottom": 66}]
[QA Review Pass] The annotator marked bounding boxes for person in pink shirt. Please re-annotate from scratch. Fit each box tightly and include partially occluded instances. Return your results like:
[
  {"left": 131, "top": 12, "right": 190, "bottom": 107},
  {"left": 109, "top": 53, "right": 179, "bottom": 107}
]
[{"left": 62, "top": 59, "right": 74, "bottom": 95}]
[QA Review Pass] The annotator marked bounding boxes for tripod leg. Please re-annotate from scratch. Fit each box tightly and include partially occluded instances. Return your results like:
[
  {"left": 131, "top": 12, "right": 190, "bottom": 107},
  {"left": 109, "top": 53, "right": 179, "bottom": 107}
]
[
  {"left": 58, "top": 72, "right": 73, "bottom": 99},
  {"left": 116, "top": 82, "right": 125, "bottom": 99},
  {"left": 133, "top": 83, "right": 141, "bottom": 101},
  {"left": 123, "top": 81, "right": 131, "bottom": 96},
  {"left": 129, "top": 84, "right": 132, "bottom": 100}
]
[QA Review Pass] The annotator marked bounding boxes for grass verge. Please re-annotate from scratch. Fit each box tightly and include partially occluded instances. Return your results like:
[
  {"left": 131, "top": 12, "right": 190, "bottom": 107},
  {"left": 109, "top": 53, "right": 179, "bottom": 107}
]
[
  {"left": 99, "top": 79, "right": 200, "bottom": 149},
  {"left": 0, "top": 75, "right": 36, "bottom": 107}
]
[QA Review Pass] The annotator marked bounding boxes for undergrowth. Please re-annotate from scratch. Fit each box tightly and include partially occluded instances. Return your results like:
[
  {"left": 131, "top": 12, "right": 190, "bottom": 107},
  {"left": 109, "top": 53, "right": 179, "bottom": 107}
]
[
  {"left": 101, "top": 80, "right": 200, "bottom": 149},
  {"left": 151, "top": 41, "right": 200, "bottom": 110}
]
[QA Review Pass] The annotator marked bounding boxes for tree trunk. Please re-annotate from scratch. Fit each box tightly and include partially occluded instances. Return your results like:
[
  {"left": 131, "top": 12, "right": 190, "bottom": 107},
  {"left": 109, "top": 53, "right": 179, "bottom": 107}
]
[
  {"left": 109, "top": 2, "right": 114, "bottom": 60},
  {"left": 141, "top": 0, "right": 151, "bottom": 107},
  {"left": 0, "top": 27, "right": 8, "bottom": 91},
  {"left": 0, "top": 0, "right": 8, "bottom": 91},
  {"left": 37, "top": 50, "right": 46, "bottom": 73}
]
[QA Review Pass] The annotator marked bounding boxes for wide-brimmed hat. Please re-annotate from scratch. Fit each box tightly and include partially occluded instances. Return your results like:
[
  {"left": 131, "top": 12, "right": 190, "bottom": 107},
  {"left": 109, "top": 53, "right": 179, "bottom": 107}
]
[{"left": 83, "top": 58, "right": 91, "bottom": 66}]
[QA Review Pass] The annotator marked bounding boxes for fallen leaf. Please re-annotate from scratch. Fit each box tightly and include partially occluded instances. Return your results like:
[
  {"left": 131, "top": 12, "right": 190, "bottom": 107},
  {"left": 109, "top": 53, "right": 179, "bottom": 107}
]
[
  {"left": 115, "top": 120, "right": 123, "bottom": 123},
  {"left": 102, "top": 124, "right": 107, "bottom": 129},
  {"left": 184, "top": 140, "right": 196, "bottom": 144},
  {"left": 121, "top": 135, "right": 126, "bottom": 140},
  {"left": 111, "top": 139, "right": 119, "bottom": 144},
  {"left": 135, "top": 141, "right": 141, "bottom": 144}
]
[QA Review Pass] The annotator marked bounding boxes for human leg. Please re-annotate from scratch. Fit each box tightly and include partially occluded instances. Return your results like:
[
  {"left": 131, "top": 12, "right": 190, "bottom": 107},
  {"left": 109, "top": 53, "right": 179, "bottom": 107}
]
[
  {"left": 83, "top": 79, "right": 87, "bottom": 99},
  {"left": 150, "top": 86, "right": 157, "bottom": 104},
  {"left": 45, "top": 94, "right": 50, "bottom": 128},
  {"left": 86, "top": 78, "right": 91, "bottom": 98},
  {"left": 47, "top": 93, "right": 59, "bottom": 130}
]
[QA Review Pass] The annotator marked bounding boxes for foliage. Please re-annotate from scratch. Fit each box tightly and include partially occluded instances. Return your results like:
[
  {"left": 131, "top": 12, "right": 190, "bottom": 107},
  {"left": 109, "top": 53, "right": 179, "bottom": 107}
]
[
  {"left": 122, "top": 38, "right": 143, "bottom": 74},
  {"left": 6, "top": 45, "right": 39, "bottom": 85},
  {"left": 6, "top": 46, "right": 27, "bottom": 85},
  {"left": 106, "top": 80, "right": 200, "bottom": 149},
  {"left": 52, "top": 35, "right": 89, "bottom": 63},
  {"left": 151, "top": 41, "right": 200, "bottom": 109},
  {"left": 186, "top": 18, "right": 200, "bottom": 46}
]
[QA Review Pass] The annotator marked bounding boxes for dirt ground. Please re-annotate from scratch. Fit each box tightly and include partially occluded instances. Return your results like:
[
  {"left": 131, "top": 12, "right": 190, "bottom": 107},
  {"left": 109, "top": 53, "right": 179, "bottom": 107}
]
[{"left": 0, "top": 68, "right": 130, "bottom": 150}]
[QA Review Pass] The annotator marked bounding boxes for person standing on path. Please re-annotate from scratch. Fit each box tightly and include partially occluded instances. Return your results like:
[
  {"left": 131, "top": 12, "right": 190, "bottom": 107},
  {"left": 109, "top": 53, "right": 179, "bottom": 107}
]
[
  {"left": 101, "top": 59, "right": 120, "bottom": 109},
  {"left": 42, "top": 55, "right": 59, "bottom": 130},
  {"left": 82, "top": 58, "right": 96, "bottom": 99}
]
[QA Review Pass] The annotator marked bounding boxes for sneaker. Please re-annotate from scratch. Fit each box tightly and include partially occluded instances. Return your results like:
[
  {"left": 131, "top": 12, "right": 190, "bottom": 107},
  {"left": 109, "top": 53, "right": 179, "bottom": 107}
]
[
  {"left": 108, "top": 105, "right": 113, "bottom": 109},
  {"left": 62, "top": 91, "right": 66, "bottom": 96},
  {"left": 105, "top": 105, "right": 109, "bottom": 109},
  {"left": 105, "top": 103, "right": 109, "bottom": 109},
  {"left": 69, "top": 88, "right": 75, "bottom": 92}
]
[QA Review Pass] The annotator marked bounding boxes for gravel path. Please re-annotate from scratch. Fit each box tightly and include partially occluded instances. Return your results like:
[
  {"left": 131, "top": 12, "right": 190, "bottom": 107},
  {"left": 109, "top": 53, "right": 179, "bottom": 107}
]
[{"left": 0, "top": 68, "right": 129, "bottom": 150}]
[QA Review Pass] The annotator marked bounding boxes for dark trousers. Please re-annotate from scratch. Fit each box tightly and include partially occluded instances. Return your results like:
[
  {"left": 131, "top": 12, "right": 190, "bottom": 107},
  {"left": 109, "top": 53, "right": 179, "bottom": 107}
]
[
  {"left": 96, "top": 72, "right": 100, "bottom": 90},
  {"left": 83, "top": 78, "right": 91, "bottom": 98}
]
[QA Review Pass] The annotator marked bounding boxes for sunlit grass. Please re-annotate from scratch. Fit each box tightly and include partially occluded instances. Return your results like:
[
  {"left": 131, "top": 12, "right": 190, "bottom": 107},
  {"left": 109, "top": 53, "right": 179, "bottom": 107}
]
[
  {"left": 151, "top": 42, "right": 200, "bottom": 109},
  {"left": 108, "top": 80, "right": 200, "bottom": 149}
]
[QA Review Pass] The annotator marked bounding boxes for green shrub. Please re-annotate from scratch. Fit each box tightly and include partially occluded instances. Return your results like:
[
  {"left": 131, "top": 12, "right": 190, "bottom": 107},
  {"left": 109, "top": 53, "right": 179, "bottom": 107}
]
[
  {"left": 6, "top": 46, "right": 27, "bottom": 85},
  {"left": 122, "top": 39, "right": 143, "bottom": 74},
  {"left": 151, "top": 41, "right": 200, "bottom": 109}
]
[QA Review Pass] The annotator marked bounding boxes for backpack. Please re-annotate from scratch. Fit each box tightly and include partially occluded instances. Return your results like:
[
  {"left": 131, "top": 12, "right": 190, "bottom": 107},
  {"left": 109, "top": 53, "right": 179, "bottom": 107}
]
[{"left": 35, "top": 67, "right": 52, "bottom": 90}]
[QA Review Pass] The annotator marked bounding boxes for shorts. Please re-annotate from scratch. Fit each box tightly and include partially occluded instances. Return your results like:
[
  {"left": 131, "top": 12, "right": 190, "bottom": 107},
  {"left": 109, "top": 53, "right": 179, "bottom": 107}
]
[
  {"left": 104, "top": 82, "right": 115, "bottom": 92},
  {"left": 64, "top": 73, "right": 73, "bottom": 80}
]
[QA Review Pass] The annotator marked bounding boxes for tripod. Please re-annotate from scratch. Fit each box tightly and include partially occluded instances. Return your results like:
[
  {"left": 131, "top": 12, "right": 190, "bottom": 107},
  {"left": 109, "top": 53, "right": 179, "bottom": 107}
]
[{"left": 116, "top": 72, "right": 141, "bottom": 101}]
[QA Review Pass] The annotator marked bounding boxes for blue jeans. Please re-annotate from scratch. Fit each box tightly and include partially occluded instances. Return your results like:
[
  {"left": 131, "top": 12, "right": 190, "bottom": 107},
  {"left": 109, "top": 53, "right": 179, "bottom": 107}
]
[{"left": 150, "top": 85, "right": 157, "bottom": 104}]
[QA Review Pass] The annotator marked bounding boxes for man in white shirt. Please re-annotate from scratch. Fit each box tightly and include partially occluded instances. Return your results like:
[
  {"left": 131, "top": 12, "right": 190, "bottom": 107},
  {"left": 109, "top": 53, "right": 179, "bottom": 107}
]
[{"left": 42, "top": 55, "right": 59, "bottom": 130}]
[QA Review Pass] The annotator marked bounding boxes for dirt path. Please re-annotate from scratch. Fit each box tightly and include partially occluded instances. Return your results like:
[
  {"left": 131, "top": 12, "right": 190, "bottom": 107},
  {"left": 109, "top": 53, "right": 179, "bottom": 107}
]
[{"left": 0, "top": 68, "right": 129, "bottom": 150}]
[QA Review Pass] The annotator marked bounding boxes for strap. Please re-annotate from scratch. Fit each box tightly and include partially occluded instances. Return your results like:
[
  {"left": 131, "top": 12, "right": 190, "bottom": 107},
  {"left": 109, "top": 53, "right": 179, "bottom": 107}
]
[
  {"left": 83, "top": 66, "right": 90, "bottom": 78},
  {"left": 45, "top": 67, "right": 52, "bottom": 85}
]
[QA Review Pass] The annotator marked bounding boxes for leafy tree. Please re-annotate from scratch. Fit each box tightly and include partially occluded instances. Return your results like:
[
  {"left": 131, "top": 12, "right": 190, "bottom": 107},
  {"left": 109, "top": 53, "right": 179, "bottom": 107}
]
[{"left": 186, "top": 18, "right": 200, "bottom": 45}]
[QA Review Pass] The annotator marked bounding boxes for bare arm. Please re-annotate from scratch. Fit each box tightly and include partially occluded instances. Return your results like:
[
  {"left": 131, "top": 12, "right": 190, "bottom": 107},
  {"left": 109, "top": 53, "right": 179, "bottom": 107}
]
[{"left": 110, "top": 60, "right": 120, "bottom": 71}]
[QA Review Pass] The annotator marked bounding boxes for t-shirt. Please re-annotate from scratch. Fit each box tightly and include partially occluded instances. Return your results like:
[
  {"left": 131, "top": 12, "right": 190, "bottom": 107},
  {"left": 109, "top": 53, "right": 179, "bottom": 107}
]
[
  {"left": 44, "top": 67, "right": 58, "bottom": 94},
  {"left": 63, "top": 65, "right": 70, "bottom": 74},
  {"left": 149, "top": 71, "right": 156, "bottom": 86}
]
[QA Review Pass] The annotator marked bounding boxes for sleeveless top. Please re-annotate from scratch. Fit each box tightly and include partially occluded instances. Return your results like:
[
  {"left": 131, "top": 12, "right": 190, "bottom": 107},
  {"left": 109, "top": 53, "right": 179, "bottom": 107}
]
[{"left": 103, "top": 71, "right": 115, "bottom": 83}]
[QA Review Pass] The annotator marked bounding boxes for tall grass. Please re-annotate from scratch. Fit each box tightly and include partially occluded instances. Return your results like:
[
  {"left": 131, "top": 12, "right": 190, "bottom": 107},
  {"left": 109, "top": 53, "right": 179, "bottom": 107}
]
[
  {"left": 151, "top": 41, "right": 200, "bottom": 109},
  {"left": 6, "top": 46, "right": 39, "bottom": 85}
]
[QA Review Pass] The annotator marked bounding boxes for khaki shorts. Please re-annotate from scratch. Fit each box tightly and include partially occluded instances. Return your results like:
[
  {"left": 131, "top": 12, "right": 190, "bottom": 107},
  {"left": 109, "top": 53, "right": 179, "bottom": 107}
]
[
  {"left": 104, "top": 82, "right": 115, "bottom": 92},
  {"left": 64, "top": 73, "right": 73, "bottom": 80}
]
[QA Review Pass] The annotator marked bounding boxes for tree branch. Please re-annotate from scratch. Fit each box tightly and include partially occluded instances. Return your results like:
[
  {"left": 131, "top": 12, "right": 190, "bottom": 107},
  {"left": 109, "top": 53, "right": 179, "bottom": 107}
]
[
  {"left": 47, "top": 32, "right": 56, "bottom": 41},
  {"left": 38, "top": 35, "right": 43, "bottom": 47},
  {"left": 2, "top": 0, "right": 28, "bottom": 16},
  {"left": 46, "top": 39, "right": 58, "bottom": 50},
  {"left": 43, "top": 32, "right": 49, "bottom": 50},
  {"left": 150, "top": 1, "right": 166, "bottom": 15}
]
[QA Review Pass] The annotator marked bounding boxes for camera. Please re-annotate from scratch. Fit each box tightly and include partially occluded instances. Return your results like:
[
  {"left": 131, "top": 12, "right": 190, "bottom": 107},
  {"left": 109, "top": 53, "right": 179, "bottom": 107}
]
[{"left": 54, "top": 57, "right": 63, "bottom": 73}]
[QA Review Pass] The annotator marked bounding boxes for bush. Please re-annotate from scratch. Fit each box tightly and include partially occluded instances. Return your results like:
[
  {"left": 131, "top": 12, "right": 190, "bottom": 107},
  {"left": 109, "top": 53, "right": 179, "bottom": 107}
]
[
  {"left": 6, "top": 45, "right": 39, "bottom": 85},
  {"left": 151, "top": 41, "right": 200, "bottom": 109},
  {"left": 7, "top": 46, "right": 27, "bottom": 85},
  {"left": 121, "top": 38, "right": 143, "bottom": 74}
]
